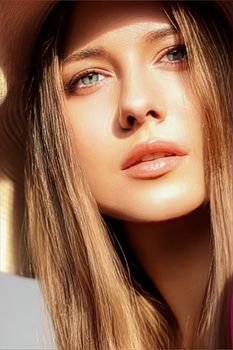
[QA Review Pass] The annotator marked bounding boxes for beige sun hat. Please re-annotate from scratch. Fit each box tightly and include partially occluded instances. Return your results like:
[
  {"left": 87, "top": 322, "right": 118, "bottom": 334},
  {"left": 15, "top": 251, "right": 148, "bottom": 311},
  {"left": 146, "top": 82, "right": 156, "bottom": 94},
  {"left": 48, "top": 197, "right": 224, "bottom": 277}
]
[{"left": 0, "top": 0, "right": 232, "bottom": 278}]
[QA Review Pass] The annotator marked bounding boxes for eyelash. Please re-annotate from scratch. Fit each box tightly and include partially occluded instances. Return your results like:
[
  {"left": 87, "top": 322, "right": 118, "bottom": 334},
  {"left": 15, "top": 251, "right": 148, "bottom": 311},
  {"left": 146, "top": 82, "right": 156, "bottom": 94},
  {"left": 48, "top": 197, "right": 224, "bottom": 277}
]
[
  {"left": 158, "top": 44, "right": 187, "bottom": 68},
  {"left": 64, "top": 69, "right": 106, "bottom": 94},
  {"left": 64, "top": 44, "right": 187, "bottom": 94}
]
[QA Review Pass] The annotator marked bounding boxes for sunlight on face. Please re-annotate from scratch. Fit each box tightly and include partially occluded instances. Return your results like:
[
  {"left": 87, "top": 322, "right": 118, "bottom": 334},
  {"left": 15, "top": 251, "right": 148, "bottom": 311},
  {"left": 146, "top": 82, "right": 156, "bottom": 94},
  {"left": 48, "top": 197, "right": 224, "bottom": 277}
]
[{"left": 62, "top": 1, "right": 206, "bottom": 222}]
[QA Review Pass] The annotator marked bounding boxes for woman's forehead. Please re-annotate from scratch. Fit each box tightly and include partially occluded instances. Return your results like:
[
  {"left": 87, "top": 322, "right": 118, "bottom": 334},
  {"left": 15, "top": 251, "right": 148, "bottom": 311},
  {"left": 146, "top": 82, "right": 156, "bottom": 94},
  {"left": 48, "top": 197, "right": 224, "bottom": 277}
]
[{"left": 63, "top": 1, "right": 170, "bottom": 57}]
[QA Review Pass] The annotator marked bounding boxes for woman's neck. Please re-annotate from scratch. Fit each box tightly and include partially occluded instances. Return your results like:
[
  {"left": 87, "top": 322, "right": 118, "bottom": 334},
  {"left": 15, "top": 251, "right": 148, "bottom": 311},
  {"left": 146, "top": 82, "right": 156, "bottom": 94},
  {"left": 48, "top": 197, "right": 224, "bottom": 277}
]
[{"left": 122, "top": 203, "right": 212, "bottom": 347}]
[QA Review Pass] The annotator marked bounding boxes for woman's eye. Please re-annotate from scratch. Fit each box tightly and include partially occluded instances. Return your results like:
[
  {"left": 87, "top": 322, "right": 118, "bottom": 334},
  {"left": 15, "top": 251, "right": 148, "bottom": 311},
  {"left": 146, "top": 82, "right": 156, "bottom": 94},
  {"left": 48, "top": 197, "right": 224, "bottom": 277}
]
[
  {"left": 79, "top": 72, "right": 103, "bottom": 87},
  {"left": 160, "top": 45, "right": 187, "bottom": 65},
  {"left": 65, "top": 71, "right": 105, "bottom": 93}
]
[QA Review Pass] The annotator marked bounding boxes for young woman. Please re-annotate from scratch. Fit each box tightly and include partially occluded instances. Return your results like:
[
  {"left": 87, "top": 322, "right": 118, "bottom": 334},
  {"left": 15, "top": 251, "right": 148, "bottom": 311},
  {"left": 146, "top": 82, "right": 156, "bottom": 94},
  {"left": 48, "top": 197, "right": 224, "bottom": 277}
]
[{"left": 15, "top": 1, "right": 233, "bottom": 348}]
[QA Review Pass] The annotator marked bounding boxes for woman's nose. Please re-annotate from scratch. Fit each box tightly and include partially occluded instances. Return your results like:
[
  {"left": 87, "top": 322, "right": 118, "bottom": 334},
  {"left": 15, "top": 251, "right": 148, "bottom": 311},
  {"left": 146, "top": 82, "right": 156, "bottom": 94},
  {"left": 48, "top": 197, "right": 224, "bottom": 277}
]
[{"left": 118, "top": 70, "right": 165, "bottom": 130}]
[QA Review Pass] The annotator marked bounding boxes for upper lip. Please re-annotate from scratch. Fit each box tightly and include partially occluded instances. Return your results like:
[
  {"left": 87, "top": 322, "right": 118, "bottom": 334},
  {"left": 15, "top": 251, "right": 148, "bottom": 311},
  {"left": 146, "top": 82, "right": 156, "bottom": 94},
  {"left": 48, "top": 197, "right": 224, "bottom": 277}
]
[{"left": 121, "top": 139, "right": 188, "bottom": 170}]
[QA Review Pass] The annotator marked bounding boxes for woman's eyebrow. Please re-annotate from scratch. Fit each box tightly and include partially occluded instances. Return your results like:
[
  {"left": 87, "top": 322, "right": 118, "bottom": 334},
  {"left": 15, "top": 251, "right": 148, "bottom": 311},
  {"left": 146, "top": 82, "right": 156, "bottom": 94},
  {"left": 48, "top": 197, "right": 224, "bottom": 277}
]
[
  {"left": 62, "top": 47, "right": 110, "bottom": 65},
  {"left": 142, "top": 26, "right": 178, "bottom": 43},
  {"left": 62, "top": 26, "right": 178, "bottom": 66}
]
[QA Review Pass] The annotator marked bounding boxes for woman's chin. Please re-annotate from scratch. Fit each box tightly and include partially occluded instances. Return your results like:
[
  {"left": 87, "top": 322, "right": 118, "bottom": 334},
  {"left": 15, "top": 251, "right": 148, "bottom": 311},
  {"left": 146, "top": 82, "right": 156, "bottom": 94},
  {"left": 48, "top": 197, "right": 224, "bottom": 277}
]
[{"left": 99, "top": 194, "right": 207, "bottom": 223}]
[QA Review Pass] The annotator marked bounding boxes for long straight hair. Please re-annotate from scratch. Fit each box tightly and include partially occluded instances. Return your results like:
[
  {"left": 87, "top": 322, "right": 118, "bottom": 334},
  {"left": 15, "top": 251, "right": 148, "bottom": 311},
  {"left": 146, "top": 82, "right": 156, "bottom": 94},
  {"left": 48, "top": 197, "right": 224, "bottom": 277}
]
[{"left": 21, "top": 1, "right": 233, "bottom": 349}]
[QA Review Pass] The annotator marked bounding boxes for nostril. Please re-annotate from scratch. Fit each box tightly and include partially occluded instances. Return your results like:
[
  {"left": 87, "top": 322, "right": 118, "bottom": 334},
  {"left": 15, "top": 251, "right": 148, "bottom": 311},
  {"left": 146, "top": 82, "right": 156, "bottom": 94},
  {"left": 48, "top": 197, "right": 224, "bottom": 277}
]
[
  {"left": 146, "top": 110, "right": 158, "bottom": 118},
  {"left": 123, "top": 109, "right": 160, "bottom": 130},
  {"left": 127, "top": 115, "right": 135, "bottom": 127}
]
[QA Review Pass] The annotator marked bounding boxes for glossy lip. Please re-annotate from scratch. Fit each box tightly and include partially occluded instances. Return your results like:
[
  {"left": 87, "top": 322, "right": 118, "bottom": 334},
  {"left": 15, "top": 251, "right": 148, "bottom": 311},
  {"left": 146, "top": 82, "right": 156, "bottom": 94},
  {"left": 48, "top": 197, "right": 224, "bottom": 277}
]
[
  {"left": 121, "top": 139, "right": 188, "bottom": 170},
  {"left": 122, "top": 156, "right": 185, "bottom": 179}
]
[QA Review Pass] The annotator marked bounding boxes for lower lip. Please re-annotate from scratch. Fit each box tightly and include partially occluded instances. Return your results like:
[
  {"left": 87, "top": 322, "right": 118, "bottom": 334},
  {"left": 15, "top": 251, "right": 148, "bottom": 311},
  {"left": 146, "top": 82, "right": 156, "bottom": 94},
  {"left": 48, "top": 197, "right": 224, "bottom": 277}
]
[{"left": 123, "top": 156, "right": 186, "bottom": 179}]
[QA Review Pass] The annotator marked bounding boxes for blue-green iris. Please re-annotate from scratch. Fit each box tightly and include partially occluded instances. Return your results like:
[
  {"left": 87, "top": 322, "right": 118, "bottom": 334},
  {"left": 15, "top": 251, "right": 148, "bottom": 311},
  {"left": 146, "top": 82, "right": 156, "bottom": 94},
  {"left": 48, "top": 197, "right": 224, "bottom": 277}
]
[{"left": 81, "top": 73, "right": 99, "bottom": 86}]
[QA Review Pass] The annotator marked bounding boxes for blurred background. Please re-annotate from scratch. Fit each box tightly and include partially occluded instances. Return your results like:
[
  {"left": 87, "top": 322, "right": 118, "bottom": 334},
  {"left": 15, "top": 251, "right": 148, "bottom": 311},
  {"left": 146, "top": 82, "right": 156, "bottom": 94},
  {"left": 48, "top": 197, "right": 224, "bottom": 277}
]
[{"left": 0, "top": 272, "right": 55, "bottom": 349}]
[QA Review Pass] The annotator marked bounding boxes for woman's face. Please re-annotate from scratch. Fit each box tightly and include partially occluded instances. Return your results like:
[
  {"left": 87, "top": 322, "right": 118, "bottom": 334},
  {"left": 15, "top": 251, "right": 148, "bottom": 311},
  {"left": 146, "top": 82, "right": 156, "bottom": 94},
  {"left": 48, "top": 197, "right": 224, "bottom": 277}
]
[{"left": 62, "top": 1, "right": 206, "bottom": 222}]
